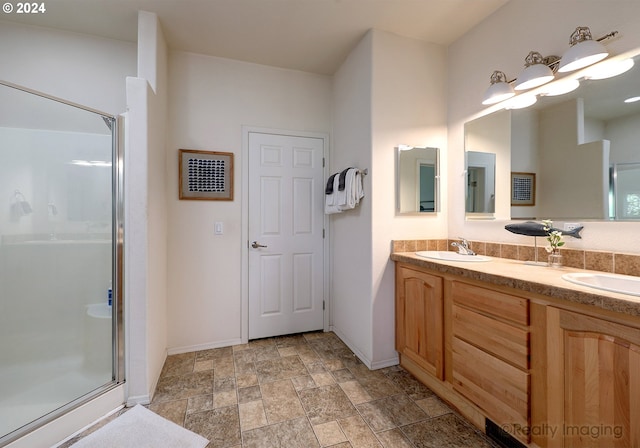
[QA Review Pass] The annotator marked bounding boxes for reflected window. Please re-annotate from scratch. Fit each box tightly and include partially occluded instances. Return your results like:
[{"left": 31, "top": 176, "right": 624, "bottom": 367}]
[{"left": 624, "top": 193, "right": 640, "bottom": 218}]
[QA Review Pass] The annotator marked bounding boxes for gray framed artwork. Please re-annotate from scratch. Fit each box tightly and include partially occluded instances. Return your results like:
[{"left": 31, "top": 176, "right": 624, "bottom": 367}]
[{"left": 179, "top": 149, "right": 234, "bottom": 200}]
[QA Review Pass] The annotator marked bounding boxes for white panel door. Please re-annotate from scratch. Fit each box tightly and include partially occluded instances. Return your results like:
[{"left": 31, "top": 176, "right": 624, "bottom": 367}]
[{"left": 248, "top": 132, "right": 325, "bottom": 339}]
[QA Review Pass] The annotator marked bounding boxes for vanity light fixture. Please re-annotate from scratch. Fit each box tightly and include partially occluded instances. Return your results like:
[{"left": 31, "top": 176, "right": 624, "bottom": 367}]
[
  {"left": 558, "top": 26, "right": 616, "bottom": 73},
  {"left": 481, "top": 70, "right": 515, "bottom": 105},
  {"left": 514, "top": 51, "right": 559, "bottom": 91},
  {"left": 504, "top": 93, "right": 537, "bottom": 110},
  {"left": 583, "top": 57, "right": 634, "bottom": 80},
  {"left": 481, "top": 26, "right": 619, "bottom": 107},
  {"left": 539, "top": 78, "right": 580, "bottom": 97}
]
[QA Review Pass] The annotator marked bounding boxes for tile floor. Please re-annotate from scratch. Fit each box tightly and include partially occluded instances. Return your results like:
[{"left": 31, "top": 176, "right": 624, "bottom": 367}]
[{"left": 67, "top": 331, "right": 499, "bottom": 448}]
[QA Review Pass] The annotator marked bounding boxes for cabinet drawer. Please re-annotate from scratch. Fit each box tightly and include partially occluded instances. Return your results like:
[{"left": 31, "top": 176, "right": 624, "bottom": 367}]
[
  {"left": 451, "top": 281, "right": 529, "bottom": 326},
  {"left": 452, "top": 304, "right": 529, "bottom": 369},
  {"left": 452, "top": 337, "right": 530, "bottom": 439}
]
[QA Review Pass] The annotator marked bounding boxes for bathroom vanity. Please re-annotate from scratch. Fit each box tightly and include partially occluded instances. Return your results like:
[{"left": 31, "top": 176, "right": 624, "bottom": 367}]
[{"left": 391, "top": 251, "right": 640, "bottom": 447}]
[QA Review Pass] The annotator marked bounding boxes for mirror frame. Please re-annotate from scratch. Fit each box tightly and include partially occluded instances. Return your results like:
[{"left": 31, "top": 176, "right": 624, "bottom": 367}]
[{"left": 396, "top": 145, "right": 440, "bottom": 215}]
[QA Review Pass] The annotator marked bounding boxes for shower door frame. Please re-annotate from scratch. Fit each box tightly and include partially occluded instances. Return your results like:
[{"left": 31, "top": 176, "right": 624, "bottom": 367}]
[{"left": 0, "top": 80, "right": 125, "bottom": 446}]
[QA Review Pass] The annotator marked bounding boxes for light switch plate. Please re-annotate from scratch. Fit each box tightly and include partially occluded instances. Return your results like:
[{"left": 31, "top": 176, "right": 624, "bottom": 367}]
[{"left": 214, "top": 222, "right": 223, "bottom": 235}]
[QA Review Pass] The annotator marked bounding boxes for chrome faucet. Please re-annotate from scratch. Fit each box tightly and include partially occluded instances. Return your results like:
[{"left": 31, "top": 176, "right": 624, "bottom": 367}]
[{"left": 451, "top": 238, "right": 476, "bottom": 255}]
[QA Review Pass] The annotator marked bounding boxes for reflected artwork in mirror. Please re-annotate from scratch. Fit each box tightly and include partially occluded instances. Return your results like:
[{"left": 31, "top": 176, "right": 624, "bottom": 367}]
[
  {"left": 465, "top": 47, "right": 640, "bottom": 221},
  {"left": 396, "top": 146, "right": 439, "bottom": 214}
]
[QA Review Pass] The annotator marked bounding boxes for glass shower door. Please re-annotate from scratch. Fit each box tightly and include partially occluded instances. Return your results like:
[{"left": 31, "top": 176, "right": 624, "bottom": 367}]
[
  {"left": 613, "top": 163, "right": 640, "bottom": 220},
  {"left": 0, "top": 81, "right": 123, "bottom": 444}
]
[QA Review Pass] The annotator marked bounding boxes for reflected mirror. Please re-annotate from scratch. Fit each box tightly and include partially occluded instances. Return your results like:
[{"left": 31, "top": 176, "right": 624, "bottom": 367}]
[
  {"left": 465, "top": 48, "right": 640, "bottom": 220},
  {"left": 466, "top": 151, "right": 496, "bottom": 214},
  {"left": 464, "top": 110, "right": 507, "bottom": 217},
  {"left": 396, "top": 146, "right": 439, "bottom": 214}
]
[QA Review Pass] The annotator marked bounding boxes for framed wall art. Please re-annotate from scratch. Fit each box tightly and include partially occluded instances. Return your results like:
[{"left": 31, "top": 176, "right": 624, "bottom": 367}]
[
  {"left": 179, "top": 149, "right": 234, "bottom": 200},
  {"left": 511, "top": 172, "right": 536, "bottom": 206}
]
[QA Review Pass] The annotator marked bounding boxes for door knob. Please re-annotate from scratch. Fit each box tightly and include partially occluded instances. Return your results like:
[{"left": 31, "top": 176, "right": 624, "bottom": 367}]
[{"left": 251, "top": 241, "right": 267, "bottom": 249}]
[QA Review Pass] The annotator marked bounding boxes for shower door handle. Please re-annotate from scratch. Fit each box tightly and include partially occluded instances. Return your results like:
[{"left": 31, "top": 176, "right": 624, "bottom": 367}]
[{"left": 251, "top": 241, "right": 268, "bottom": 249}]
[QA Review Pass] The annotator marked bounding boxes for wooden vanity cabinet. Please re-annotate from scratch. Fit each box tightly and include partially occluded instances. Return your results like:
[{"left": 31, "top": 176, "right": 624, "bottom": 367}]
[
  {"left": 395, "top": 263, "right": 530, "bottom": 443},
  {"left": 544, "top": 307, "right": 640, "bottom": 448},
  {"left": 395, "top": 263, "right": 444, "bottom": 379},
  {"left": 449, "top": 280, "right": 531, "bottom": 444},
  {"left": 394, "top": 259, "right": 640, "bottom": 447}
]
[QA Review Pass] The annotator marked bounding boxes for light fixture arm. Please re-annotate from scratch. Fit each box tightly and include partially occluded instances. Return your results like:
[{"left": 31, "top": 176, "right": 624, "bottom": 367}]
[
  {"left": 595, "top": 31, "right": 618, "bottom": 42},
  {"left": 524, "top": 51, "right": 545, "bottom": 67},
  {"left": 502, "top": 53, "right": 560, "bottom": 85},
  {"left": 489, "top": 70, "right": 509, "bottom": 85},
  {"left": 569, "top": 27, "right": 618, "bottom": 46},
  {"left": 524, "top": 51, "right": 561, "bottom": 73}
]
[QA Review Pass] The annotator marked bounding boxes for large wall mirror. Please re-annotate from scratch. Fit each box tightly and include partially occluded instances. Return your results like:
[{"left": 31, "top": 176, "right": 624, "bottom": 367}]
[
  {"left": 464, "top": 48, "right": 640, "bottom": 221},
  {"left": 396, "top": 146, "right": 439, "bottom": 214}
]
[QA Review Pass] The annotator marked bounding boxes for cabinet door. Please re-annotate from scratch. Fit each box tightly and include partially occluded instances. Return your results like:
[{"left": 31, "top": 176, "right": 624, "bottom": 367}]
[
  {"left": 547, "top": 307, "right": 640, "bottom": 448},
  {"left": 396, "top": 264, "right": 444, "bottom": 379}
]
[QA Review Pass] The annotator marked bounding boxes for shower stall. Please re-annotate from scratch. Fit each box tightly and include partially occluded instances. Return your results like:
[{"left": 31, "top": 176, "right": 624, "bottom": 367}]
[
  {"left": 610, "top": 163, "right": 640, "bottom": 220},
  {"left": 0, "top": 81, "right": 124, "bottom": 445}
]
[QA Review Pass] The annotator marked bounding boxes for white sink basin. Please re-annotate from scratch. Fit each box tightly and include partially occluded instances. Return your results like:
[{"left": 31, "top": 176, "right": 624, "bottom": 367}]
[
  {"left": 415, "top": 251, "right": 491, "bottom": 262},
  {"left": 562, "top": 272, "right": 640, "bottom": 297}
]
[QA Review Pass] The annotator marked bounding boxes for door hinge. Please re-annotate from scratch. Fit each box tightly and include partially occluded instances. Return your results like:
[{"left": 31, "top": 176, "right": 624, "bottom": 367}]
[
  {"left": 323, "top": 300, "right": 325, "bottom": 311},
  {"left": 322, "top": 157, "right": 325, "bottom": 168},
  {"left": 323, "top": 228, "right": 325, "bottom": 238}
]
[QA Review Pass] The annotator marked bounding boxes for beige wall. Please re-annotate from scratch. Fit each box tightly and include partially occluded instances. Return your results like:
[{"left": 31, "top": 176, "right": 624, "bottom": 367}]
[
  {"left": 331, "top": 29, "right": 448, "bottom": 367},
  {"left": 166, "top": 50, "right": 332, "bottom": 353},
  {"left": 0, "top": 20, "right": 135, "bottom": 114},
  {"left": 370, "top": 30, "right": 447, "bottom": 366},
  {"left": 125, "top": 11, "right": 170, "bottom": 405},
  {"left": 330, "top": 30, "right": 374, "bottom": 364},
  {"left": 538, "top": 99, "right": 609, "bottom": 219}
]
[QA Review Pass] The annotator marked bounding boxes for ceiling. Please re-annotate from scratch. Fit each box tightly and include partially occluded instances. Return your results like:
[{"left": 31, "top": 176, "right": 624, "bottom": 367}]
[{"left": 2, "top": 0, "right": 508, "bottom": 75}]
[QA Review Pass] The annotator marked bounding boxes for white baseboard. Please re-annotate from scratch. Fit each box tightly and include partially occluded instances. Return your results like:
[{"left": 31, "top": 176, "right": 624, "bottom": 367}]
[
  {"left": 370, "top": 355, "right": 399, "bottom": 370},
  {"left": 330, "top": 326, "right": 371, "bottom": 367},
  {"left": 125, "top": 394, "right": 150, "bottom": 407},
  {"left": 330, "top": 326, "right": 399, "bottom": 370},
  {"left": 166, "top": 337, "right": 243, "bottom": 356}
]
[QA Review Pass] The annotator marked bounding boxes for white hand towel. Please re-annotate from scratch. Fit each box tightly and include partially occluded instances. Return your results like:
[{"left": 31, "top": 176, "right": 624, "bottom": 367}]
[
  {"left": 338, "top": 168, "right": 355, "bottom": 210},
  {"left": 337, "top": 168, "right": 365, "bottom": 211},
  {"left": 334, "top": 174, "right": 348, "bottom": 208},
  {"left": 325, "top": 175, "right": 342, "bottom": 214},
  {"left": 355, "top": 170, "right": 364, "bottom": 204}
]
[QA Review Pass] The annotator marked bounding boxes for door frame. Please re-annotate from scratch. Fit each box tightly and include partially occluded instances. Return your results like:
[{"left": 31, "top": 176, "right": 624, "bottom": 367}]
[{"left": 241, "top": 126, "right": 330, "bottom": 343}]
